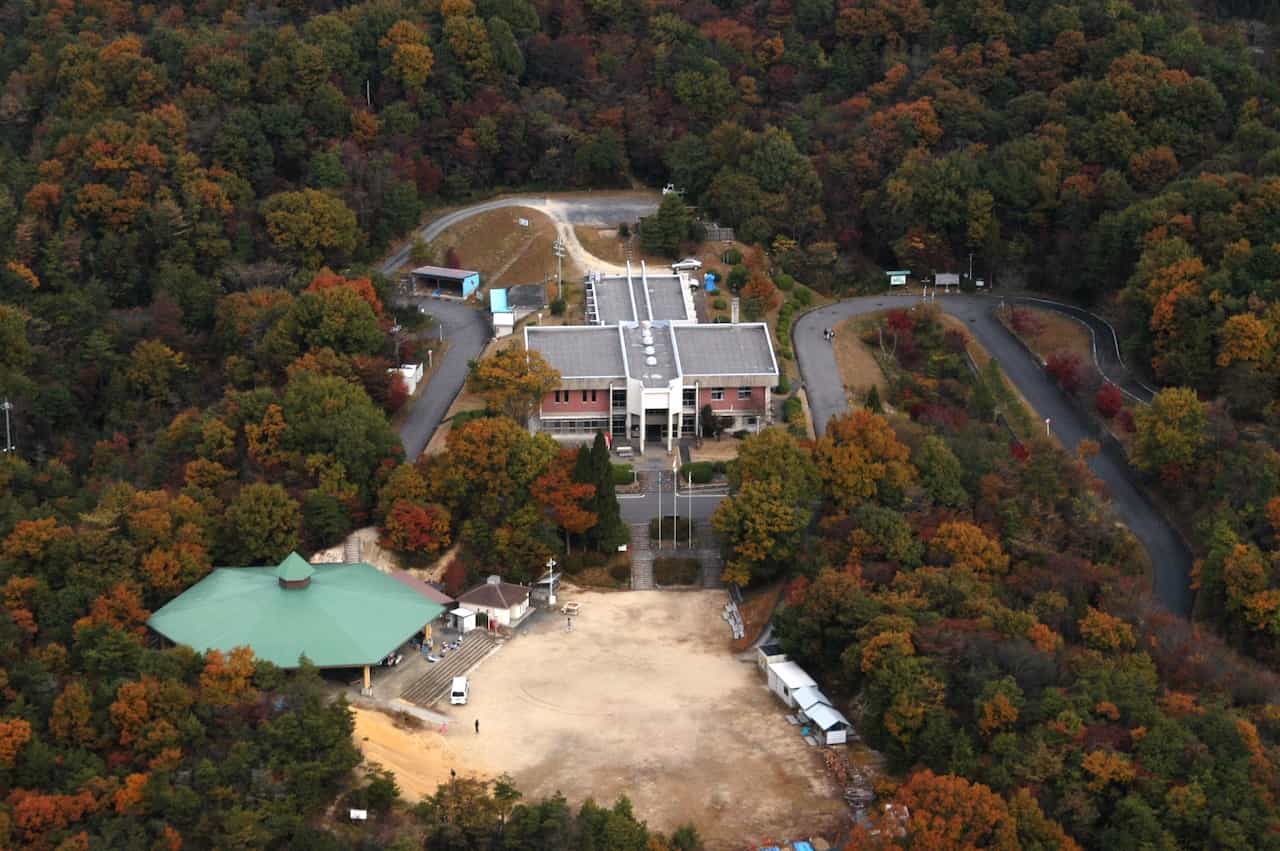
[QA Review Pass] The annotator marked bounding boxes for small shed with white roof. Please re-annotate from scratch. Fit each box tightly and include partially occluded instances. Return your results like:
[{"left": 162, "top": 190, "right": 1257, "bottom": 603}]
[{"left": 766, "top": 659, "right": 817, "bottom": 707}]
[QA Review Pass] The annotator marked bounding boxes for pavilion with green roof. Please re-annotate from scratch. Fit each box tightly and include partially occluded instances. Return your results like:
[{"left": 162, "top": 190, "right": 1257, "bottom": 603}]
[{"left": 147, "top": 552, "right": 446, "bottom": 691}]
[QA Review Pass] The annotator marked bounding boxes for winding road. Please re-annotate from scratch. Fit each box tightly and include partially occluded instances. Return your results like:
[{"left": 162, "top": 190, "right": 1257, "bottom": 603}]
[
  {"left": 382, "top": 196, "right": 1191, "bottom": 615},
  {"left": 793, "top": 296, "right": 1192, "bottom": 616},
  {"left": 382, "top": 193, "right": 660, "bottom": 460}
]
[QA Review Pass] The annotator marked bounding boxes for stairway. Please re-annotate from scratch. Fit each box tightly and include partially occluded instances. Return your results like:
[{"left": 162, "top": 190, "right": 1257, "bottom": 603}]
[
  {"left": 629, "top": 523, "right": 654, "bottom": 590},
  {"left": 400, "top": 630, "right": 498, "bottom": 707},
  {"left": 695, "top": 522, "right": 724, "bottom": 588},
  {"left": 342, "top": 535, "right": 361, "bottom": 564}
]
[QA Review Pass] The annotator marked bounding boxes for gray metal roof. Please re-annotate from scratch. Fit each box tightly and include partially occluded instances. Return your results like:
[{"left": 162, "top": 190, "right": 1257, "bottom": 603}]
[
  {"left": 791, "top": 685, "right": 831, "bottom": 712},
  {"left": 592, "top": 275, "right": 636, "bottom": 324},
  {"left": 591, "top": 269, "right": 692, "bottom": 324},
  {"left": 411, "top": 265, "right": 479, "bottom": 280},
  {"left": 507, "top": 283, "right": 548, "bottom": 309},
  {"left": 672, "top": 324, "right": 777, "bottom": 376},
  {"left": 526, "top": 326, "right": 626, "bottom": 379},
  {"left": 767, "top": 659, "right": 817, "bottom": 690},
  {"left": 623, "top": 323, "right": 678, "bottom": 388},
  {"left": 643, "top": 273, "right": 691, "bottom": 321},
  {"left": 804, "top": 703, "right": 850, "bottom": 731}
]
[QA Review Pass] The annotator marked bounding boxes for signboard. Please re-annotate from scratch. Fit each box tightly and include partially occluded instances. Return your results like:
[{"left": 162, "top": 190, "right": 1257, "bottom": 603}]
[
  {"left": 517, "top": 217, "right": 530, "bottom": 228},
  {"left": 887, "top": 270, "right": 910, "bottom": 287}
]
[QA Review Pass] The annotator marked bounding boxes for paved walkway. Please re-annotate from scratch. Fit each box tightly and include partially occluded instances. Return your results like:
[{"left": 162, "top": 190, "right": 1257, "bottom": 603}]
[
  {"left": 629, "top": 523, "right": 654, "bottom": 590},
  {"left": 793, "top": 293, "right": 1192, "bottom": 616}
]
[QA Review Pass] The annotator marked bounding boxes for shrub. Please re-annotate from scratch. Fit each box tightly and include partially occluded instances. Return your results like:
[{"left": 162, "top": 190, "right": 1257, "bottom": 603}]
[
  {"left": 608, "top": 559, "right": 631, "bottom": 584},
  {"left": 728, "top": 265, "right": 748, "bottom": 291},
  {"left": 649, "top": 515, "right": 693, "bottom": 540},
  {"left": 775, "top": 273, "right": 795, "bottom": 291},
  {"left": 654, "top": 557, "right": 700, "bottom": 586},
  {"left": 1009, "top": 307, "right": 1046, "bottom": 337},
  {"left": 792, "top": 286, "right": 813, "bottom": 306},
  {"left": 1046, "top": 350, "right": 1083, "bottom": 395},
  {"left": 681, "top": 461, "right": 717, "bottom": 484},
  {"left": 1095, "top": 383, "right": 1124, "bottom": 418},
  {"left": 550, "top": 297, "right": 567, "bottom": 316},
  {"left": 618, "top": 222, "right": 630, "bottom": 237},
  {"left": 612, "top": 463, "right": 635, "bottom": 486},
  {"left": 733, "top": 429, "right": 750, "bottom": 439},
  {"left": 775, "top": 374, "right": 791, "bottom": 395},
  {"left": 712, "top": 297, "right": 728, "bottom": 311},
  {"left": 723, "top": 247, "right": 743, "bottom": 265},
  {"left": 450, "top": 409, "right": 496, "bottom": 430}
]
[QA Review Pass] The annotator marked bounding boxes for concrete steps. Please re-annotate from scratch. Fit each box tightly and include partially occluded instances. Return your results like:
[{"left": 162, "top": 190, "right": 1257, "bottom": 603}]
[
  {"left": 629, "top": 523, "right": 654, "bottom": 590},
  {"left": 400, "top": 631, "right": 497, "bottom": 707}
]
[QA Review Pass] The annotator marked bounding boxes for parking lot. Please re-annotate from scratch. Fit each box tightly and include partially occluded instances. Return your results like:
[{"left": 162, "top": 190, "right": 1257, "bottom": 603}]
[{"left": 431, "top": 590, "right": 846, "bottom": 849}]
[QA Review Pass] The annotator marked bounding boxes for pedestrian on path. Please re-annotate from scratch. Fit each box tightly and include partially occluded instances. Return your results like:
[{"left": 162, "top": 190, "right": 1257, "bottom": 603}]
[{"left": 475, "top": 718, "right": 480, "bottom": 735}]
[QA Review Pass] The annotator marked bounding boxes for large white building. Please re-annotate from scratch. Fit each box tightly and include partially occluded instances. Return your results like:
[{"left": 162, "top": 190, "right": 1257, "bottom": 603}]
[{"left": 525, "top": 262, "right": 779, "bottom": 451}]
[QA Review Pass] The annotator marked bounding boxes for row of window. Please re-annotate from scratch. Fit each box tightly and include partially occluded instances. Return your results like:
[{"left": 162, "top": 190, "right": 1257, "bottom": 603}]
[
  {"left": 552, "top": 390, "right": 600, "bottom": 404},
  {"left": 710, "top": 388, "right": 755, "bottom": 401},
  {"left": 551, "top": 387, "right": 758, "bottom": 405},
  {"left": 542, "top": 418, "right": 609, "bottom": 433}
]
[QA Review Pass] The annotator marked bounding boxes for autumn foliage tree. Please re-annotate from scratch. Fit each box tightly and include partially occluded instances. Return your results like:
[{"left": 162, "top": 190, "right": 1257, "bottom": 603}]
[
  {"left": 381, "top": 500, "right": 453, "bottom": 560},
  {"left": 466, "top": 347, "right": 560, "bottom": 423}
]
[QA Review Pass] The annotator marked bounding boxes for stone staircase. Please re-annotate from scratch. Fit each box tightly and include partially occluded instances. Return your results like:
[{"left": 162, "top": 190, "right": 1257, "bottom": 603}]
[
  {"left": 629, "top": 523, "right": 654, "bottom": 590},
  {"left": 342, "top": 536, "right": 362, "bottom": 564},
  {"left": 400, "top": 630, "right": 498, "bottom": 707},
  {"left": 694, "top": 522, "right": 724, "bottom": 588}
]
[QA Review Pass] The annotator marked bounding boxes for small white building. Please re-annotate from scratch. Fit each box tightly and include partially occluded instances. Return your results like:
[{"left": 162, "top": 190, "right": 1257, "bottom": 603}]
[
  {"left": 388, "top": 363, "right": 424, "bottom": 395},
  {"left": 766, "top": 659, "right": 817, "bottom": 707},
  {"left": 756, "top": 642, "right": 787, "bottom": 675},
  {"left": 450, "top": 607, "right": 477, "bottom": 633},
  {"left": 802, "top": 701, "right": 851, "bottom": 746},
  {"left": 790, "top": 685, "right": 831, "bottom": 715},
  {"left": 457, "top": 576, "right": 531, "bottom": 628}
]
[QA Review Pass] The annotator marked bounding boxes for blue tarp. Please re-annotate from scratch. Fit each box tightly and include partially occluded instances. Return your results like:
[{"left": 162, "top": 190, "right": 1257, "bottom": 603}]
[
  {"left": 704, "top": 272, "right": 718, "bottom": 293},
  {"left": 794, "top": 843, "right": 816, "bottom": 851}
]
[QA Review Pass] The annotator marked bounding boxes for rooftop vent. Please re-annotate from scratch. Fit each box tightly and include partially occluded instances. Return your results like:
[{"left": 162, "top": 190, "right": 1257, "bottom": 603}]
[
  {"left": 646, "top": 356, "right": 658, "bottom": 366},
  {"left": 644, "top": 345, "right": 656, "bottom": 355}
]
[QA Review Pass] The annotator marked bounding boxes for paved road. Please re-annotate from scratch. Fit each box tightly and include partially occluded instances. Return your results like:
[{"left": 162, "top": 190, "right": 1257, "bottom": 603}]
[
  {"left": 383, "top": 194, "right": 660, "bottom": 460},
  {"left": 619, "top": 489, "right": 725, "bottom": 524},
  {"left": 1005, "top": 295, "right": 1156, "bottom": 403},
  {"left": 793, "top": 295, "right": 1193, "bottom": 616}
]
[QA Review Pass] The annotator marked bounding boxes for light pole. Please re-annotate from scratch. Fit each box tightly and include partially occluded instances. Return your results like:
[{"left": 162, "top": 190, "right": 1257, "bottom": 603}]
[
  {"left": 687, "top": 469, "right": 693, "bottom": 549},
  {"left": 1045, "top": 417, "right": 1051, "bottom": 437},
  {"left": 657, "top": 471, "right": 662, "bottom": 551},
  {"left": 1, "top": 399, "right": 13, "bottom": 453},
  {"left": 553, "top": 240, "right": 566, "bottom": 300},
  {"left": 671, "top": 458, "right": 678, "bottom": 550},
  {"left": 545, "top": 556, "right": 557, "bottom": 607}
]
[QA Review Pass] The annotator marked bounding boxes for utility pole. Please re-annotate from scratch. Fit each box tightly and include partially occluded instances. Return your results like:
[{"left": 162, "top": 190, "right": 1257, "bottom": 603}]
[
  {"left": 969, "top": 252, "right": 974, "bottom": 285},
  {"left": 671, "top": 457, "right": 678, "bottom": 551},
  {"left": 553, "top": 240, "right": 566, "bottom": 301},
  {"left": 687, "top": 469, "right": 693, "bottom": 549},
  {"left": 545, "top": 556, "right": 557, "bottom": 607}
]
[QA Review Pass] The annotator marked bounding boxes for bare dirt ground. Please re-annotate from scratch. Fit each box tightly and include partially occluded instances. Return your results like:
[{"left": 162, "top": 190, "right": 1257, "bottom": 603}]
[
  {"left": 352, "top": 707, "right": 480, "bottom": 802},
  {"left": 426, "top": 206, "right": 574, "bottom": 288},
  {"left": 832, "top": 318, "right": 888, "bottom": 400},
  {"left": 387, "top": 591, "right": 845, "bottom": 848}
]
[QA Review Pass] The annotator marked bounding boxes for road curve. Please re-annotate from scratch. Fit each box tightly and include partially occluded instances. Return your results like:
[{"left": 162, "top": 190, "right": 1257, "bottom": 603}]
[
  {"left": 385, "top": 194, "right": 660, "bottom": 460},
  {"left": 793, "top": 295, "right": 1192, "bottom": 616}
]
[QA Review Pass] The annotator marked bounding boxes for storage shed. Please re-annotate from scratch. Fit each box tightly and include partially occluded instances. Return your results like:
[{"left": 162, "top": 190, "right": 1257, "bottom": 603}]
[
  {"left": 802, "top": 702, "right": 852, "bottom": 746},
  {"left": 766, "top": 659, "right": 817, "bottom": 707},
  {"left": 410, "top": 265, "right": 480, "bottom": 299},
  {"left": 756, "top": 642, "right": 787, "bottom": 675},
  {"left": 790, "top": 685, "right": 831, "bottom": 715},
  {"left": 450, "top": 607, "right": 477, "bottom": 633}
]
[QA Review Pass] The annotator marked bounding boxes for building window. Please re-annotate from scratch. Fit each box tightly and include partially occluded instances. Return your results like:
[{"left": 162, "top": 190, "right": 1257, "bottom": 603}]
[
  {"left": 710, "top": 388, "right": 725, "bottom": 401},
  {"left": 553, "top": 391, "right": 562, "bottom": 403},
  {"left": 581, "top": 390, "right": 588, "bottom": 403},
  {"left": 591, "top": 390, "right": 598, "bottom": 402},
  {"left": 737, "top": 387, "right": 752, "bottom": 400},
  {"left": 682, "top": 387, "right": 696, "bottom": 408},
  {"left": 747, "top": 416, "right": 758, "bottom": 426}
]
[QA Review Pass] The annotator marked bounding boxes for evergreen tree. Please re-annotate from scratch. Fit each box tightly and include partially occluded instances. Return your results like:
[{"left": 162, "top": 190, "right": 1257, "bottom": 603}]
[
  {"left": 865, "top": 384, "right": 883, "bottom": 413},
  {"left": 574, "top": 432, "right": 627, "bottom": 552}
]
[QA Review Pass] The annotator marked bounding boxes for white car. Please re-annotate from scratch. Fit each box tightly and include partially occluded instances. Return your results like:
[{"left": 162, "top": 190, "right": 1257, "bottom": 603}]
[
  {"left": 671, "top": 258, "right": 702, "bottom": 272},
  {"left": 450, "top": 676, "right": 469, "bottom": 705}
]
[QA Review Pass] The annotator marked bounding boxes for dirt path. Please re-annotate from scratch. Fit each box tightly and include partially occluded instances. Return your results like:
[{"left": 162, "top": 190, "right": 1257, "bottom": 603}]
[{"left": 352, "top": 707, "right": 480, "bottom": 802}]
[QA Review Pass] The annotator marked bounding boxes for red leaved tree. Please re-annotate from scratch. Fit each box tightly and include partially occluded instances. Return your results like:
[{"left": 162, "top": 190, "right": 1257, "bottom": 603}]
[{"left": 1095, "top": 382, "right": 1124, "bottom": 418}]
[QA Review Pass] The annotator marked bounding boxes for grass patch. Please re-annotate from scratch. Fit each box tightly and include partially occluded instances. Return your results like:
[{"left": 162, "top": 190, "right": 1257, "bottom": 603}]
[
  {"left": 450, "top": 408, "right": 497, "bottom": 430},
  {"left": 654, "top": 557, "right": 700, "bottom": 586}
]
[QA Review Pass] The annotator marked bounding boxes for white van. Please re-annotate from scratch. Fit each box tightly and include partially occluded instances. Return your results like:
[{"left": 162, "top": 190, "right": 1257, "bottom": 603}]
[{"left": 450, "top": 676, "right": 469, "bottom": 705}]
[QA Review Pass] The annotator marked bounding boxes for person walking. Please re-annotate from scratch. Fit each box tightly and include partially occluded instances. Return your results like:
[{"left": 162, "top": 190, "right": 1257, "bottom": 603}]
[{"left": 474, "top": 718, "right": 480, "bottom": 735}]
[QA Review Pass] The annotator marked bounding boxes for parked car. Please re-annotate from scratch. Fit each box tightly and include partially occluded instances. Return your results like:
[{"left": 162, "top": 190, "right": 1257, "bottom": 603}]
[{"left": 671, "top": 257, "right": 703, "bottom": 272}]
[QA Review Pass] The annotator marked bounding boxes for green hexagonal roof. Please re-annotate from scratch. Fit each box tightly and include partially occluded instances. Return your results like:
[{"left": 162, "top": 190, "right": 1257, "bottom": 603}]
[{"left": 146, "top": 553, "right": 444, "bottom": 669}]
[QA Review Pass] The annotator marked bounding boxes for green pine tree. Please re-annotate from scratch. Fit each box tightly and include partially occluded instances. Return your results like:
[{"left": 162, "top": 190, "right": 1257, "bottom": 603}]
[
  {"left": 865, "top": 384, "right": 883, "bottom": 413},
  {"left": 575, "top": 432, "right": 627, "bottom": 552}
]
